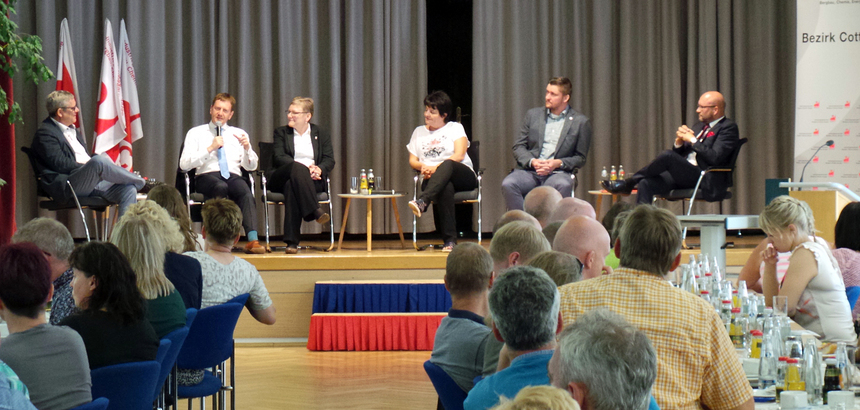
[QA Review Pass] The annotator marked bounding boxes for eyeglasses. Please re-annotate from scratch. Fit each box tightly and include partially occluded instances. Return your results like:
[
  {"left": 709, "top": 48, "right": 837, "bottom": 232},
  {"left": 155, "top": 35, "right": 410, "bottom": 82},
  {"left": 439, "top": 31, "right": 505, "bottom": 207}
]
[
  {"left": 61, "top": 105, "right": 78, "bottom": 112},
  {"left": 287, "top": 111, "right": 308, "bottom": 116},
  {"left": 697, "top": 105, "right": 716, "bottom": 109}
]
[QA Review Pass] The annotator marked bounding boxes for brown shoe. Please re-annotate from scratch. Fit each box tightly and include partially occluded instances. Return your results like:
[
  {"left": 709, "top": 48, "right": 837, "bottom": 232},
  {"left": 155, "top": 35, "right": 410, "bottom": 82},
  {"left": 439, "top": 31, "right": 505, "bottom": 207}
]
[
  {"left": 285, "top": 246, "right": 299, "bottom": 254},
  {"left": 315, "top": 212, "right": 331, "bottom": 225},
  {"left": 243, "top": 240, "right": 266, "bottom": 254}
]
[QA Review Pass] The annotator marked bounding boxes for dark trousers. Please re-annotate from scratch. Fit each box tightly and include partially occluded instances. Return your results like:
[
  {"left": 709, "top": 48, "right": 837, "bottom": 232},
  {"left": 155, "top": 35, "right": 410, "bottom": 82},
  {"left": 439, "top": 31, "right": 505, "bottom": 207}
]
[
  {"left": 195, "top": 172, "right": 258, "bottom": 235},
  {"left": 270, "top": 162, "right": 325, "bottom": 247},
  {"left": 419, "top": 160, "right": 477, "bottom": 244},
  {"left": 631, "top": 150, "right": 702, "bottom": 204}
]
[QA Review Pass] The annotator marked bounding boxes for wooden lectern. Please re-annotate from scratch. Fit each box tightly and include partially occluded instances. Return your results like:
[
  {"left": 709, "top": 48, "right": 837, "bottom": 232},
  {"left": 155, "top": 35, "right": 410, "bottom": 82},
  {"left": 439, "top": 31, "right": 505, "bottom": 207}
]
[{"left": 789, "top": 190, "right": 853, "bottom": 243}]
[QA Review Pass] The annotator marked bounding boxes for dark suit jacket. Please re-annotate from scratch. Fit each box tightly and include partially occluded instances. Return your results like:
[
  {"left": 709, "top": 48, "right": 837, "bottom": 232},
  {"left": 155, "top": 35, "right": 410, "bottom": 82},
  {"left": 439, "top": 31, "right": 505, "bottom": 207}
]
[
  {"left": 270, "top": 123, "right": 335, "bottom": 178},
  {"left": 30, "top": 117, "right": 89, "bottom": 201},
  {"left": 512, "top": 105, "right": 592, "bottom": 172},
  {"left": 672, "top": 117, "right": 740, "bottom": 200}
]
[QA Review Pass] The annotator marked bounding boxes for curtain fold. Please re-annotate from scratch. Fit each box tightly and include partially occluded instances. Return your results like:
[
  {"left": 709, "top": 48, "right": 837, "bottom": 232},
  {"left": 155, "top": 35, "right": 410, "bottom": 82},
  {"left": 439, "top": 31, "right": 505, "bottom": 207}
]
[{"left": 13, "top": 0, "right": 426, "bottom": 237}]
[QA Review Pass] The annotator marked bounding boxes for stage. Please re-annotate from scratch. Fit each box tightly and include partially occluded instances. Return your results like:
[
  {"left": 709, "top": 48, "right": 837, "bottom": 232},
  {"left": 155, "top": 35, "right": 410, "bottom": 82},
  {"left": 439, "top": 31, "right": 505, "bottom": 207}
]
[{"left": 232, "top": 233, "right": 764, "bottom": 344}]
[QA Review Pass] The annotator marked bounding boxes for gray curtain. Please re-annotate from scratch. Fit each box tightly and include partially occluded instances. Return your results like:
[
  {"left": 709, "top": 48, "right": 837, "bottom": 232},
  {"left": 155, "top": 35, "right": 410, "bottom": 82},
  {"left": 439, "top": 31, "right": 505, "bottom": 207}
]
[
  {"left": 473, "top": 0, "right": 796, "bottom": 228},
  {"left": 14, "top": 0, "right": 426, "bottom": 237}
]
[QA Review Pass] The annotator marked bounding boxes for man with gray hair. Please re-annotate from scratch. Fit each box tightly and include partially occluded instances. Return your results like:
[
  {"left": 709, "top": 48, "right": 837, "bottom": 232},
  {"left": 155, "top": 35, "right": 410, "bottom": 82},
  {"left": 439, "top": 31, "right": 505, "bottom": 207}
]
[
  {"left": 549, "top": 308, "right": 659, "bottom": 410},
  {"left": 11, "top": 217, "right": 77, "bottom": 324},
  {"left": 430, "top": 243, "right": 495, "bottom": 393},
  {"left": 464, "top": 266, "right": 562, "bottom": 410},
  {"left": 558, "top": 205, "right": 753, "bottom": 410},
  {"left": 30, "top": 90, "right": 145, "bottom": 216}
]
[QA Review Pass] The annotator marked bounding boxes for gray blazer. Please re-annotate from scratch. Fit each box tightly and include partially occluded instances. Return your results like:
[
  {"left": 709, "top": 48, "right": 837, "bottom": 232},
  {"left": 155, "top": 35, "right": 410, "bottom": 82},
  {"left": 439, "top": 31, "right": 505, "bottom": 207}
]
[{"left": 512, "top": 105, "right": 592, "bottom": 172}]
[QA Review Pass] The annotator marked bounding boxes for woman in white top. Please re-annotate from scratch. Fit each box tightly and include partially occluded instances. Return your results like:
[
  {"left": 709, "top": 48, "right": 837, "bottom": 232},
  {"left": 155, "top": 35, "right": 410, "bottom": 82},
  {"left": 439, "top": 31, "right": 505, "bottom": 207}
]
[
  {"left": 760, "top": 195, "right": 857, "bottom": 343},
  {"left": 407, "top": 91, "right": 476, "bottom": 251}
]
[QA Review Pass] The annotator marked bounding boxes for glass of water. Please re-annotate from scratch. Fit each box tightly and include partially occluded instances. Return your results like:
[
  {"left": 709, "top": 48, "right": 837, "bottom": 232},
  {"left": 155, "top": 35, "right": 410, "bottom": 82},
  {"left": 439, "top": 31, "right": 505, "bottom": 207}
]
[{"left": 349, "top": 177, "right": 358, "bottom": 194}]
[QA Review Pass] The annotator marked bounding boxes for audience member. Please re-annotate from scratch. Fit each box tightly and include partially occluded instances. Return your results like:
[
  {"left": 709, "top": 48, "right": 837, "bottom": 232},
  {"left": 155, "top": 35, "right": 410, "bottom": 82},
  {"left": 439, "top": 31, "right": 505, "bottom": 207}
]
[
  {"left": 602, "top": 204, "right": 632, "bottom": 270},
  {"left": 549, "top": 308, "right": 658, "bottom": 410},
  {"left": 0, "top": 243, "right": 91, "bottom": 410},
  {"left": 60, "top": 241, "right": 159, "bottom": 370},
  {"left": 430, "top": 243, "right": 495, "bottom": 393},
  {"left": 464, "top": 266, "right": 561, "bottom": 410},
  {"left": 11, "top": 217, "right": 77, "bottom": 324},
  {"left": 737, "top": 238, "right": 793, "bottom": 294},
  {"left": 760, "top": 196, "right": 856, "bottom": 342},
  {"left": 541, "top": 221, "right": 563, "bottom": 245},
  {"left": 833, "top": 202, "right": 860, "bottom": 317},
  {"left": 547, "top": 197, "right": 596, "bottom": 223},
  {"left": 0, "top": 360, "right": 37, "bottom": 410},
  {"left": 552, "top": 216, "right": 611, "bottom": 279},
  {"left": 493, "top": 210, "right": 542, "bottom": 233},
  {"left": 558, "top": 205, "right": 753, "bottom": 409},
  {"left": 146, "top": 184, "right": 202, "bottom": 252},
  {"left": 523, "top": 186, "right": 563, "bottom": 228},
  {"left": 111, "top": 201, "right": 189, "bottom": 337},
  {"left": 528, "top": 251, "right": 581, "bottom": 286},
  {"left": 491, "top": 386, "right": 580, "bottom": 410}
]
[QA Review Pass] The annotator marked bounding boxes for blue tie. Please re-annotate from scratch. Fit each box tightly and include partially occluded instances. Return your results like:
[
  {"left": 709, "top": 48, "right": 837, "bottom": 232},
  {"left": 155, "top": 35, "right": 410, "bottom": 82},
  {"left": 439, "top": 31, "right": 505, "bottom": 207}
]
[{"left": 217, "top": 128, "right": 229, "bottom": 179}]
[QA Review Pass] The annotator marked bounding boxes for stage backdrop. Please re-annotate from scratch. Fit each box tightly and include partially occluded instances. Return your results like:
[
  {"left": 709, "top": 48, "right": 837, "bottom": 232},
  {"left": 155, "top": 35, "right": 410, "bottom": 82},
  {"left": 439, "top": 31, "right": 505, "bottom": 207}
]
[{"left": 794, "top": 0, "right": 860, "bottom": 194}]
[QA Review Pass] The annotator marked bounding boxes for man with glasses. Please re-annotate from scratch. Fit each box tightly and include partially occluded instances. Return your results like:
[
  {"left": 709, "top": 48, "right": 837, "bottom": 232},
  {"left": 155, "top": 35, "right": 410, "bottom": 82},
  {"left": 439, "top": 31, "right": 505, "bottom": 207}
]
[
  {"left": 601, "top": 91, "right": 740, "bottom": 204},
  {"left": 180, "top": 93, "right": 264, "bottom": 254},
  {"left": 31, "top": 90, "right": 145, "bottom": 216},
  {"left": 267, "top": 96, "right": 334, "bottom": 254}
]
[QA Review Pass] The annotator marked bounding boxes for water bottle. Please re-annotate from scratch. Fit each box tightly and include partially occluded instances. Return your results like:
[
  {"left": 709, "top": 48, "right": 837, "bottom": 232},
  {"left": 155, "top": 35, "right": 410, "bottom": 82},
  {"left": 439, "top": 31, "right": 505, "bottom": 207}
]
[
  {"left": 803, "top": 337, "right": 823, "bottom": 405},
  {"left": 610, "top": 165, "right": 617, "bottom": 181},
  {"left": 759, "top": 330, "right": 778, "bottom": 389},
  {"left": 618, "top": 165, "right": 625, "bottom": 180},
  {"left": 835, "top": 342, "right": 851, "bottom": 390},
  {"left": 600, "top": 166, "right": 608, "bottom": 182},
  {"left": 700, "top": 290, "right": 712, "bottom": 305},
  {"left": 720, "top": 300, "right": 732, "bottom": 329},
  {"left": 367, "top": 168, "right": 375, "bottom": 194}
]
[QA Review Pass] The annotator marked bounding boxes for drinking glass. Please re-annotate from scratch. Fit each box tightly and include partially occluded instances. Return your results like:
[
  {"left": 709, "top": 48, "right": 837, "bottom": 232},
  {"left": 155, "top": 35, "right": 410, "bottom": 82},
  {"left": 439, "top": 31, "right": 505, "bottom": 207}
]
[
  {"left": 773, "top": 296, "right": 789, "bottom": 317},
  {"left": 349, "top": 177, "right": 359, "bottom": 194},
  {"left": 375, "top": 176, "right": 383, "bottom": 192}
]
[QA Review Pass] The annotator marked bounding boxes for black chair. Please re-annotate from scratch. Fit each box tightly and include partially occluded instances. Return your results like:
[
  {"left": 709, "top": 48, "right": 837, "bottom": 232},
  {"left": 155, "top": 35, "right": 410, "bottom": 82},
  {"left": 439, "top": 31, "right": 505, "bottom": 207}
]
[
  {"left": 175, "top": 146, "right": 255, "bottom": 224},
  {"left": 21, "top": 146, "right": 114, "bottom": 241},
  {"left": 412, "top": 141, "right": 484, "bottom": 249},
  {"left": 256, "top": 141, "right": 334, "bottom": 252}
]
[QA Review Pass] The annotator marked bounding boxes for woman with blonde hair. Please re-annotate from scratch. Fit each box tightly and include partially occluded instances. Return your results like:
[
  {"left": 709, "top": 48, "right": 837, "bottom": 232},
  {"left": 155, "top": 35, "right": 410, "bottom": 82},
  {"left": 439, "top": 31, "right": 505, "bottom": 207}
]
[
  {"left": 760, "top": 195, "right": 856, "bottom": 343},
  {"left": 491, "top": 386, "right": 580, "bottom": 410},
  {"left": 111, "top": 200, "right": 188, "bottom": 337},
  {"left": 146, "top": 184, "right": 201, "bottom": 252}
]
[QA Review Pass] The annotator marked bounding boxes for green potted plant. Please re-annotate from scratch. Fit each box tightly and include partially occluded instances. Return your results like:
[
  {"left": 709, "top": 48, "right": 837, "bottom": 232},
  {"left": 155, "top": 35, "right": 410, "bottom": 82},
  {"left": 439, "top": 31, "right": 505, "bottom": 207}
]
[{"left": 1, "top": 0, "right": 53, "bottom": 124}]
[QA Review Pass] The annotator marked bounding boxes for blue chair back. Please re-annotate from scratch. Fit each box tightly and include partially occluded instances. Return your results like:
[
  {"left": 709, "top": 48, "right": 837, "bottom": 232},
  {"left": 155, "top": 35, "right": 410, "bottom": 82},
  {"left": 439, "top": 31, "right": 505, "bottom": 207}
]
[
  {"left": 185, "top": 307, "right": 198, "bottom": 328},
  {"left": 68, "top": 397, "right": 109, "bottom": 410},
  {"left": 91, "top": 361, "right": 161, "bottom": 410},
  {"left": 155, "top": 339, "right": 171, "bottom": 365},
  {"left": 226, "top": 293, "right": 250, "bottom": 307},
  {"left": 153, "top": 326, "right": 190, "bottom": 401},
  {"left": 177, "top": 302, "right": 244, "bottom": 370},
  {"left": 847, "top": 286, "right": 860, "bottom": 311},
  {"left": 424, "top": 360, "right": 466, "bottom": 410}
]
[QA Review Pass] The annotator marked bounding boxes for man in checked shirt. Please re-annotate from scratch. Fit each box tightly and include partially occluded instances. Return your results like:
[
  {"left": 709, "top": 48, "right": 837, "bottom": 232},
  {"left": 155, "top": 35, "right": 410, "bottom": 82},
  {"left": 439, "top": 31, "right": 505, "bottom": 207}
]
[{"left": 558, "top": 205, "right": 753, "bottom": 410}]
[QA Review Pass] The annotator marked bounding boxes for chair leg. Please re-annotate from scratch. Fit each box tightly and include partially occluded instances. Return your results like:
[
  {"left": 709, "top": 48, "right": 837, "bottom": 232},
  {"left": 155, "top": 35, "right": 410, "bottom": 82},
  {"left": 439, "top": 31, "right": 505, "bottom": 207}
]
[{"left": 477, "top": 174, "right": 482, "bottom": 245}]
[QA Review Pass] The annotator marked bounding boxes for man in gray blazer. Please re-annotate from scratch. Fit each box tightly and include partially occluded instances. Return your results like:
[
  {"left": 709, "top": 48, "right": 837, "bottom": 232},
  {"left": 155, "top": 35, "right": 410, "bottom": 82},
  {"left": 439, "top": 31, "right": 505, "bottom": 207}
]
[{"left": 501, "top": 77, "right": 592, "bottom": 210}]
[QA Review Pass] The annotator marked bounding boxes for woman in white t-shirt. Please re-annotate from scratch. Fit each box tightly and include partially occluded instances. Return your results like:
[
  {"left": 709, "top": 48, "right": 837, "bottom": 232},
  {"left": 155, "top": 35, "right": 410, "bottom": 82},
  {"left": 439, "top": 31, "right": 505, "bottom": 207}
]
[{"left": 407, "top": 91, "right": 476, "bottom": 251}]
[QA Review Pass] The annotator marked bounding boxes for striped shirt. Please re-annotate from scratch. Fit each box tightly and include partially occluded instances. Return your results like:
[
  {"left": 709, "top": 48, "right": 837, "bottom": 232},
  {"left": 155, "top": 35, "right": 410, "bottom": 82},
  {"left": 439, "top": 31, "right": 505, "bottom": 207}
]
[{"left": 559, "top": 268, "right": 752, "bottom": 410}]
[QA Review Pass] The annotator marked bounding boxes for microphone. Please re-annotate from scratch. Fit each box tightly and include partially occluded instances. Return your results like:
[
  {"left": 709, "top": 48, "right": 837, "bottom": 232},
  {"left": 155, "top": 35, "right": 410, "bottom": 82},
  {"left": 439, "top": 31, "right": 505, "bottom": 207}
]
[
  {"left": 799, "top": 140, "right": 834, "bottom": 189},
  {"left": 215, "top": 120, "right": 222, "bottom": 137}
]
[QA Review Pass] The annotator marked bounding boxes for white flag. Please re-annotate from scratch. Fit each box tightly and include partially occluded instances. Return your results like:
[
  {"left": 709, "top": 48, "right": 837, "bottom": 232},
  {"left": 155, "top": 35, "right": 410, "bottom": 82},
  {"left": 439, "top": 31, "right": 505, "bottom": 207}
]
[
  {"left": 92, "top": 19, "right": 127, "bottom": 168},
  {"left": 55, "top": 18, "right": 85, "bottom": 137},
  {"left": 114, "top": 19, "right": 143, "bottom": 170}
]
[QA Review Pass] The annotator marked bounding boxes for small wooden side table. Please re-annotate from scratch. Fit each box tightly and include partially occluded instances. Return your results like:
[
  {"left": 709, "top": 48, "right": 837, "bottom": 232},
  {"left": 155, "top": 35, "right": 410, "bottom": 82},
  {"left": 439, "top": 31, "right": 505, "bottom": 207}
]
[
  {"left": 587, "top": 189, "right": 637, "bottom": 219},
  {"left": 337, "top": 193, "right": 407, "bottom": 251}
]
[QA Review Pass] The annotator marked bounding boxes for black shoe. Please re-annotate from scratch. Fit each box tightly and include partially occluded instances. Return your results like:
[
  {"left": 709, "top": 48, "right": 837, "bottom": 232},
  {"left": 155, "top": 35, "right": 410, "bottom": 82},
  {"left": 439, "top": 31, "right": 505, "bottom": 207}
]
[
  {"left": 601, "top": 179, "right": 634, "bottom": 194},
  {"left": 408, "top": 199, "right": 428, "bottom": 217}
]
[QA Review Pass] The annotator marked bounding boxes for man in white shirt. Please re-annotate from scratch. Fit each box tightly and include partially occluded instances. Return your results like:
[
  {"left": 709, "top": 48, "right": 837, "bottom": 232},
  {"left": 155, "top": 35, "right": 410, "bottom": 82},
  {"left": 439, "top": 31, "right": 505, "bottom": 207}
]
[
  {"left": 179, "top": 93, "right": 264, "bottom": 254},
  {"left": 30, "top": 91, "right": 146, "bottom": 217}
]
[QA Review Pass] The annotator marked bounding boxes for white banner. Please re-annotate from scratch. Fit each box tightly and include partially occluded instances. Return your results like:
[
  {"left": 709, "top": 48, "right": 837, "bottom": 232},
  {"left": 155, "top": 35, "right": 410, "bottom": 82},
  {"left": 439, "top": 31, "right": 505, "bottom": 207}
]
[
  {"left": 116, "top": 19, "right": 143, "bottom": 171},
  {"left": 794, "top": 1, "right": 860, "bottom": 194},
  {"left": 55, "top": 18, "right": 85, "bottom": 137}
]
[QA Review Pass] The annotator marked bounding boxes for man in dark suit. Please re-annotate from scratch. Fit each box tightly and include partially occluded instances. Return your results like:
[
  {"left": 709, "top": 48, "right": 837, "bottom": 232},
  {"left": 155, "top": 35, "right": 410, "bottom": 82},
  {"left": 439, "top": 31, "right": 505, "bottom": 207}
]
[
  {"left": 268, "top": 97, "right": 334, "bottom": 254},
  {"left": 501, "top": 77, "right": 592, "bottom": 210},
  {"left": 30, "top": 90, "right": 144, "bottom": 216},
  {"left": 602, "top": 91, "right": 740, "bottom": 204}
]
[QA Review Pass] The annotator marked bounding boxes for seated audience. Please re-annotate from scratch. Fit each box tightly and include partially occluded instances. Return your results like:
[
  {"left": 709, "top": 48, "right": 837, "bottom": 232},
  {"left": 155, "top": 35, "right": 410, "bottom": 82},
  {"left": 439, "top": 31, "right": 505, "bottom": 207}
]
[
  {"left": 464, "top": 266, "right": 562, "bottom": 410},
  {"left": 0, "top": 360, "right": 37, "bottom": 410},
  {"left": 523, "top": 186, "right": 563, "bottom": 228},
  {"left": 185, "top": 198, "right": 276, "bottom": 319},
  {"left": 547, "top": 197, "right": 596, "bottom": 223},
  {"left": 0, "top": 243, "right": 92, "bottom": 410},
  {"left": 528, "top": 251, "right": 582, "bottom": 286},
  {"left": 600, "top": 201, "right": 633, "bottom": 270},
  {"left": 559, "top": 205, "right": 753, "bottom": 409},
  {"left": 146, "top": 184, "right": 202, "bottom": 252},
  {"left": 111, "top": 200, "right": 188, "bottom": 337},
  {"left": 493, "top": 210, "right": 542, "bottom": 233},
  {"left": 552, "top": 216, "right": 611, "bottom": 279},
  {"left": 430, "top": 243, "right": 495, "bottom": 393},
  {"left": 832, "top": 202, "right": 860, "bottom": 317},
  {"left": 760, "top": 196, "right": 856, "bottom": 342},
  {"left": 549, "top": 308, "right": 659, "bottom": 410},
  {"left": 491, "top": 386, "right": 580, "bottom": 410},
  {"left": 11, "top": 217, "right": 77, "bottom": 324},
  {"left": 60, "top": 241, "right": 159, "bottom": 370},
  {"left": 541, "top": 221, "right": 563, "bottom": 245}
]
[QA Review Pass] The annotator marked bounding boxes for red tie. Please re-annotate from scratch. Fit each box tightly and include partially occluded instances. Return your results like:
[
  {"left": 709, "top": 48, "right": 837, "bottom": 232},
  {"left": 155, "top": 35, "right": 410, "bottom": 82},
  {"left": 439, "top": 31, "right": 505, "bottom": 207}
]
[{"left": 697, "top": 124, "right": 711, "bottom": 143}]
